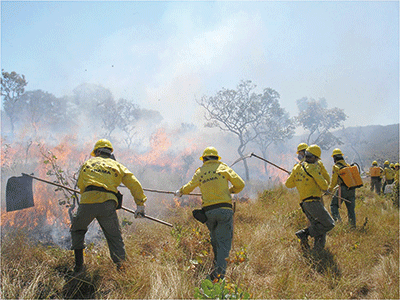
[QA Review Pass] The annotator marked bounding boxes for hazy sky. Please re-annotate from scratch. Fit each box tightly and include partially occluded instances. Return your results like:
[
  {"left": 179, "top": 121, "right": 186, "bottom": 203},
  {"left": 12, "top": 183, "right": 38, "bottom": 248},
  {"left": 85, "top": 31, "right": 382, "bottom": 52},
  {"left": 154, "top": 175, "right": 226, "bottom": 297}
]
[{"left": 1, "top": 0, "right": 399, "bottom": 129}]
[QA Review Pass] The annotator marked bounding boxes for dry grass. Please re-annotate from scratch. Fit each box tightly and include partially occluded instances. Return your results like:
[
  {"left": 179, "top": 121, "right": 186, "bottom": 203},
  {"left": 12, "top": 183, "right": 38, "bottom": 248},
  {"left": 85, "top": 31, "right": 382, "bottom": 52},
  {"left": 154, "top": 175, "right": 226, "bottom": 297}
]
[{"left": 1, "top": 184, "right": 399, "bottom": 299}]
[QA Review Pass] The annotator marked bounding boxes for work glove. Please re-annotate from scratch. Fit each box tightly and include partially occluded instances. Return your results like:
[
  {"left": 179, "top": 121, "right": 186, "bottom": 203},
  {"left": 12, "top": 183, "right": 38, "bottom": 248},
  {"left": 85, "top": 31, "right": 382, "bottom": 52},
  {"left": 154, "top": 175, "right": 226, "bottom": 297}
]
[
  {"left": 174, "top": 189, "right": 182, "bottom": 197},
  {"left": 135, "top": 205, "right": 145, "bottom": 218}
]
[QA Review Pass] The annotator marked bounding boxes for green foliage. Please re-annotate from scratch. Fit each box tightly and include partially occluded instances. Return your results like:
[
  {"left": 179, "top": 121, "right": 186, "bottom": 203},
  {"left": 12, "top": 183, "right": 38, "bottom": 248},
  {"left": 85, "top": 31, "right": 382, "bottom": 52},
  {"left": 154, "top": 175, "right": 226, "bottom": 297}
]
[
  {"left": 171, "top": 224, "right": 189, "bottom": 244},
  {"left": 121, "top": 217, "right": 133, "bottom": 226},
  {"left": 1, "top": 70, "right": 28, "bottom": 132},
  {"left": 40, "top": 145, "right": 78, "bottom": 209},
  {"left": 194, "top": 278, "right": 251, "bottom": 299}
]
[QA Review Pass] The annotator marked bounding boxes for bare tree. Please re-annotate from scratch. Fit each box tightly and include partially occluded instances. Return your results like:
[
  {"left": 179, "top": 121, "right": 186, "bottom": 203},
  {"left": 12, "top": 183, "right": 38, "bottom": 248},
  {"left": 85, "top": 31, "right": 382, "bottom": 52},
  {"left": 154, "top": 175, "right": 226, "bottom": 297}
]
[
  {"left": 296, "top": 97, "right": 347, "bottom": 150},
  {"left": 20, "top": 90, "right": 61, "bottom": 136},
  {"left": 97, "top": 97, "right": 119, "bottom": 140},
  {"left": 197, "top": 80, "right": 283, "bottom": 180},
  {"left": 117, "top": 98, "right": 140, "bottom": 149},
  {"left": 72, "top": 83, "right": 114, "bottom": 132},
  {"left": 253, "top": 110, "right": 295, "bottom": 173},
  {"left": 340, "top": 126, "right": 368, "bottom": 170}
]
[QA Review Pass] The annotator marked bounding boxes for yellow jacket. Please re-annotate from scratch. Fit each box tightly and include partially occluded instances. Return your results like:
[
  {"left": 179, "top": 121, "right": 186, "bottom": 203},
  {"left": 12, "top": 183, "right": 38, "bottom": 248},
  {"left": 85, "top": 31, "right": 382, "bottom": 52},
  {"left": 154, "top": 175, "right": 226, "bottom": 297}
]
[
  {"left": 297, "top": 158, "right": 330, "bottom": 185},
  {"left": 77, "top": 156, "right": 147, "bottom": 206},
  {"left": 328, "top": 159, "right": 349, "bottom": 191},
  {"left": 285, "top": 162, "right": 328, "bottom": 202},
  {"left": 383, "top": 167, "right": 395, "bottom": 181},
  {"left": 318, "top": 161, "right": 330, "bottom": 185},
  {"left": 180, "top": 160, "right": 245, "bottom": 208}
]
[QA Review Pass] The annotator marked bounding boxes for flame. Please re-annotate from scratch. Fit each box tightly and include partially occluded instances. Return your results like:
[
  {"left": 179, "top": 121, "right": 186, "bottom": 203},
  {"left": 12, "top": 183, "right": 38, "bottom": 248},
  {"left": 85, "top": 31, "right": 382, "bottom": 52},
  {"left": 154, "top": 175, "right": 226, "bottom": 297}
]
[
  {"left": 137, "top": 128, "right": 172, "bottom": 166},
  {"left": 1, "top": 127, "right": 204, "bottom": 246}
]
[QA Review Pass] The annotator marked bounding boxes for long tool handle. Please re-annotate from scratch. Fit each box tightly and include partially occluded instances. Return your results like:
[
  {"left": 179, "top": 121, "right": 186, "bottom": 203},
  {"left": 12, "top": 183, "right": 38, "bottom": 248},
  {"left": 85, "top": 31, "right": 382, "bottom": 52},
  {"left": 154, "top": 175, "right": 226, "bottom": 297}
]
[
  {"left": 250, "top": 153, "right": 291, "bottom": 174},
  {"left": 141, "top": 187, "right": 201, "bottom": 197},
  {"left": 230, "top": 153, "right": 253, "bottom": 167},
  {"left": 22, "top": 173, "right": 201, "bottom": 196},
  {"left": 325, "top": 190, "right": 351, "bottom": 204},
  {"left": 21, "top": 173, "right": 174, "bottom": 227},
  {"left": 22, "top": 173, "right": 79, "bottom": 193},
  {"left": 121, "top": 206, "right": 173, "bottom": 227},
  {"left": 241, "top": 157, "right": 352, "bottom": 204}
]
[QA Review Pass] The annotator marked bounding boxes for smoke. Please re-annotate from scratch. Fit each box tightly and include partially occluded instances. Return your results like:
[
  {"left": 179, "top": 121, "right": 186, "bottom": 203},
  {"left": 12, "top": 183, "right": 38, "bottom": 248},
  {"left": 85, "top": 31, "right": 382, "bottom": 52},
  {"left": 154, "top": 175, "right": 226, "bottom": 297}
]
[{"left": 1, "top": 80, "right": 303, "bottom": 249}]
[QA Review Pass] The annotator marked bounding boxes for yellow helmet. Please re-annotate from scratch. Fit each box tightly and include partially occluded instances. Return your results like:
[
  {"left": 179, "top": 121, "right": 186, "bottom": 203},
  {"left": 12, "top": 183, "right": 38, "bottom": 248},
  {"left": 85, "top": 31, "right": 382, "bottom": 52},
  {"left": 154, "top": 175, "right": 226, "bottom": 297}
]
[
  {"left": 384, "top": 160, "right": 389, "bottom": 165},
  {"left": 91, "top": 139, "right": 113, "bottom": 156},
  {"left": 297, "top": 143, "right": 308, "bottom": 154},
  {"left": 372, "top": 161, "right": 378, "bottom": 166},
  {"left": 390, "top": 163, "right": 395, "bottom": 168},
  {"left": 305, "top": 144, "right": 321, "bottom": 159},
  {"left": 200, "top": 146, "right": 221, "bottom": 161},
  {"left": 332, "top": 148, "right": 343, "bottom": 157},
  {"left": 395, "top": 163, "right": 400, "bottom": 168}
]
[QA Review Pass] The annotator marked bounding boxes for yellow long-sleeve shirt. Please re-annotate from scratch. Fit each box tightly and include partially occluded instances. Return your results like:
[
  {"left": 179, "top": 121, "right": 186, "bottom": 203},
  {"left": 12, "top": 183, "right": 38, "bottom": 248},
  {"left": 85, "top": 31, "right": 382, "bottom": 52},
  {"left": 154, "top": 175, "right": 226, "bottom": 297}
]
[
  {"left": 285, "top": 162, "right": 328, "bottom": 202},
  {"left": 318, "top": 161, "right": 330, "bottom": 185},
  {"left": 180, "top": 160, "right": 245, "bottom": 208},
  {"left": 297, "top": 158, "right": 330, "bottom": 185},
  {"left": 383, "top": 167, "right": 396, "bottom": 181},
  {"left": 77, "top": 156, "right": 147, "bottom": 206},
  {"left": 328, "top": 159, "right": 349, "bottom": 191}
]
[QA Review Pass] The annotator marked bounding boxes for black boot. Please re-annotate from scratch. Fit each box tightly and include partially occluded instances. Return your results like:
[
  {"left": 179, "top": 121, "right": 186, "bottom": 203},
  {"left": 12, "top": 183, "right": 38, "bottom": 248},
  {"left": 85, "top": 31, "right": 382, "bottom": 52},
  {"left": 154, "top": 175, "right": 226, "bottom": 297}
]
[
  {"left": 73, "top": 249, "right": 84, "bottom": 273},
  {"left": 313, "top": 234, "right": 326, "bottom": 253},
  {"left": 295, "top": 229, "right": 310, "bottom": 250}
]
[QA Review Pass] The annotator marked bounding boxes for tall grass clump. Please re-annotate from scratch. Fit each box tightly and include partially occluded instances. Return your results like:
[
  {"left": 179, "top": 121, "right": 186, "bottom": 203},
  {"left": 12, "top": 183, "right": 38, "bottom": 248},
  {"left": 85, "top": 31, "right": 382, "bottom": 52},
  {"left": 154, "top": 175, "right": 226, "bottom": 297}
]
[{"left": 1, "top": 184, "right": 398, "bottom": 299}]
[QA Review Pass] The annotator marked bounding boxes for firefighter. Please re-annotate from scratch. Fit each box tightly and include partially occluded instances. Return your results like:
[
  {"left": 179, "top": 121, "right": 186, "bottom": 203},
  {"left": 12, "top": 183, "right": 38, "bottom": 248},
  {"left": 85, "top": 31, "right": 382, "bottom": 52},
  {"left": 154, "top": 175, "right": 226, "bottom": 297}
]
[
  {"left": 175, "top": 146, "right": 245, "bottom": 280},
  {"left": 328, "top": 148, "right": 356, "bottom": 227},
  {"left": 71, "top": 139, "right": 147, "bottom": 273},
  {"left": 296, "top": 143, "right": 309, "bottom": 162},
  {"left": 369, "top": 161, "right": 383, "bottom": 194},
  {"left": 382, "top": 160, "right": 395, "bottom": 194},
  {"left": 285, "top": 145, "right": 335, "bottom": 252},
  {"left": 395, "top": 163, "right": 400, "bottom": 184},
  {"left": 296, "top": 143, "right": 330, "bottom": 185}
]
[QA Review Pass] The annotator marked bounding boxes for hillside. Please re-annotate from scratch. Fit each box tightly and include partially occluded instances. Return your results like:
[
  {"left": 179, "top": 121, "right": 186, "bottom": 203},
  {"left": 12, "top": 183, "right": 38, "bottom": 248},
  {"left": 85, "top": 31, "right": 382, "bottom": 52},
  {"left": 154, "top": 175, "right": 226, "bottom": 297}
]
[
  {"left": 288, "top": 123, "right": 399, "bottom": 172},
  {"left": 334, "top": 124, "right": 399, "bottom": 168},
  {"left": 1, "top": 184, "right": 398, "bottom": 299}
]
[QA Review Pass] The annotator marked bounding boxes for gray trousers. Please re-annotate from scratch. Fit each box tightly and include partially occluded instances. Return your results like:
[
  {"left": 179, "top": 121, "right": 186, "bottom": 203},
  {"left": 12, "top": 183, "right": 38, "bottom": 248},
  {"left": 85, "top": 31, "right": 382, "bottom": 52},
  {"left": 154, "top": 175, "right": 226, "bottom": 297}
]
[
  {"left": 300, "top": 201, "right": 335, "bottom": 250},
  {"left": 330, "top": 185, "right": 356, "bottom": 227},
  {"left": 70, "top": 200, "right": 125, "bottom": 263},
  {"left": 205, "top": 208, "right": 233, "bottom": 278},
  {"left": 370, "top": 177, "right": 382, "bottom": 194}
]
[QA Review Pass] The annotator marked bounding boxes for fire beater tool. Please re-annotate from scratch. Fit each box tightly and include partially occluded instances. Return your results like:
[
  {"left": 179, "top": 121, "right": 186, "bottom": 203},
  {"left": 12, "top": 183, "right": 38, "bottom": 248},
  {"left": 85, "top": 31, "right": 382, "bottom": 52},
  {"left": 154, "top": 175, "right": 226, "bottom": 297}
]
[
  {"left": 230, "top": 153, "right": 351, "bottom": 203},
  {"left": 230, "top": 152, "right": 291, "bottom": 174},
  {"left": 6, "top": 173, "right": 173, "bottom": 227},
  {"left": 121, "top": 186, "right": 201, "bottom": 197}
]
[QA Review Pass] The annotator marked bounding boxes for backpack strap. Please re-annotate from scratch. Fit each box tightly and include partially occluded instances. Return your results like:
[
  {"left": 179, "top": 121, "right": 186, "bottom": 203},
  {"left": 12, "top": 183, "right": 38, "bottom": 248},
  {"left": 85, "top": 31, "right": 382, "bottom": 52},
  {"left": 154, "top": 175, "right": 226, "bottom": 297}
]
[
  {"left": 301, "top": 163, "right": 313, "bottom": 178},
  {"left": 336, "top": 161, "right": 347, "bottom": 169}
]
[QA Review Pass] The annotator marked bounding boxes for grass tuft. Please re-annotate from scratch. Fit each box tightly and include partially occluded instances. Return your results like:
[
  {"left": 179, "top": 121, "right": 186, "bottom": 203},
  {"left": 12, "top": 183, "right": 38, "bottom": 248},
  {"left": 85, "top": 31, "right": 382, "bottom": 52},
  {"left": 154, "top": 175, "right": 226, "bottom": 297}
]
[{"left": 1, "top": 184, "right": 398, "bottom": 299}]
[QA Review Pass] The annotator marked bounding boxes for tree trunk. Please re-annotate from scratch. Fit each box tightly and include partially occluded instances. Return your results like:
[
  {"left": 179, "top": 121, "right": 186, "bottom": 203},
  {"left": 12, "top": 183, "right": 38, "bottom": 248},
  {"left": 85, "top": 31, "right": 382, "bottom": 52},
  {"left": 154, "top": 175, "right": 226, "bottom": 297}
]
[
  {"left": 261, "top": 149, "right": 269, "bottom": 176},
  {"left": 237, "top": 147, "right": 249, "bottom": 181}
]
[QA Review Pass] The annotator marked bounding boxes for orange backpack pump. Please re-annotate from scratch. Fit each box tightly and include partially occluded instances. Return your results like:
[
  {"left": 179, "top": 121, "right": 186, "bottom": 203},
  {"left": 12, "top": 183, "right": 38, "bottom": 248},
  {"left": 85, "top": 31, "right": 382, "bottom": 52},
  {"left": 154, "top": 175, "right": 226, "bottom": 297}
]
[
  {"left": 369, "top": 166, "right": 381, "bottom": 177},
  {"left": 338, "top": 163, "right": 363, "bottom": 189}
]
